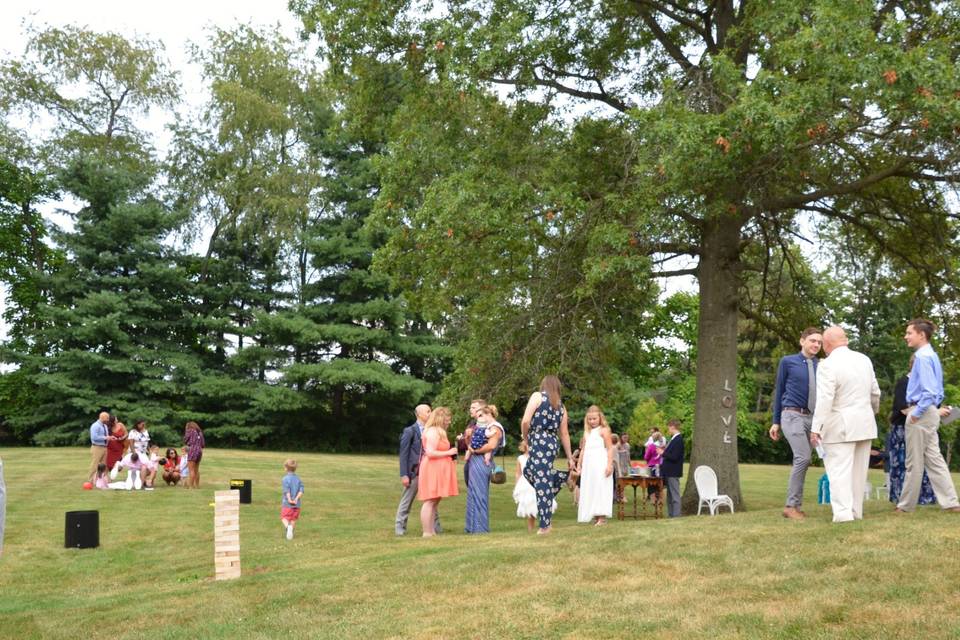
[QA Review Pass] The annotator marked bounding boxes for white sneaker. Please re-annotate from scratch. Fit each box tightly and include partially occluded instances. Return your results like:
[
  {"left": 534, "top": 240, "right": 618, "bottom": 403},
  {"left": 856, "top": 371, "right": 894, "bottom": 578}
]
[{"left": 286, "top": 525, "right": 294, "bottom": 540}]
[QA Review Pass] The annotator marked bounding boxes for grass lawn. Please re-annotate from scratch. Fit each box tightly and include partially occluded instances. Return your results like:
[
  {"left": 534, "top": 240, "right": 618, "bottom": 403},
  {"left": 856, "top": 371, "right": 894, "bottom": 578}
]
[{"left": 1, "top": 447, "right": 959, "bottom": 640}]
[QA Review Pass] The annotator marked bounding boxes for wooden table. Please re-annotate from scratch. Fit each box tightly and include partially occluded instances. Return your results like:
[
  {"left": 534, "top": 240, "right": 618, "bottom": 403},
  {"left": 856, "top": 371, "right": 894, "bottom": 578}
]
[{"left": 617, "top": 476, "right": 664, "bottom": 520}]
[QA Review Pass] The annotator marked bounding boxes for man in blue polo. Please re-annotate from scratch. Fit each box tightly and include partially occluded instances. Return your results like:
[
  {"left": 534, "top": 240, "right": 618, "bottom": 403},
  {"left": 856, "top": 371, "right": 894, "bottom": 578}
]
[
  {"left": 895, "top": 319, "right": 960, "bottom": 513},
  {"left": 770, "top": 327, "right": 822, "bottom": 520},
  {"left": 88, "top": 411, "right": 111, "bottom": 483}
]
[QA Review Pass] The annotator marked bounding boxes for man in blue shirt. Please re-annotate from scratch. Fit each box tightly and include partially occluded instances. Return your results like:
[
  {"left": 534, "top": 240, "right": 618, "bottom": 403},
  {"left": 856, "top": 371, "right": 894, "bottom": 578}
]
[
  {"left": 88, "top": 411, "right": 111, "bottom": 483},
  {"left": 769, "top": 327, "right": 822, "bottom": 520},
  {"left": 895, "top": 319, "right": 960, "bottom": 513}
]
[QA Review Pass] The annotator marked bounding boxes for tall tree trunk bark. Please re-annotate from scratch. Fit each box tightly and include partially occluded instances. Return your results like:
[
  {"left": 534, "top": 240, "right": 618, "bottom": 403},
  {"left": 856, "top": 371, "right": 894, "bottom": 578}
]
[{"left": 682, "top": 214, "right": 745, "bottom": 512}]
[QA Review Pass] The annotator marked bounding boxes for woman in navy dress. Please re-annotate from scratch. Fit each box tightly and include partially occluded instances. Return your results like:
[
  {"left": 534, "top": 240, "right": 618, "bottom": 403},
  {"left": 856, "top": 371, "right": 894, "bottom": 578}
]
[
  {"left": 521, "top": 375, "right": 576, "bottom": 535},
  {"left": 464, "top": 405, "right": 504, "bottom": 533}
]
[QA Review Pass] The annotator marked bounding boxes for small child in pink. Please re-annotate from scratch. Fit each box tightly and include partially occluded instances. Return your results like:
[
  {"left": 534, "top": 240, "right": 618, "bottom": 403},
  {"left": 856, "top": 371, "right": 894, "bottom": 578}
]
[{"left": 94, "top": 463, "right": 110, "bottom": 489}]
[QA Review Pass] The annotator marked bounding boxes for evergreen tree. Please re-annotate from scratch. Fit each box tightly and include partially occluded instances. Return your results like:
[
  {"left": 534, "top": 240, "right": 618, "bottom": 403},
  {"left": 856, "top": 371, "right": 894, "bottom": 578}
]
[
  {"left": 0, "top": 26, "right": 187, "bottom": 444},
  {"left": 255, "top": 65, "right": 452, "bottom": 450}
]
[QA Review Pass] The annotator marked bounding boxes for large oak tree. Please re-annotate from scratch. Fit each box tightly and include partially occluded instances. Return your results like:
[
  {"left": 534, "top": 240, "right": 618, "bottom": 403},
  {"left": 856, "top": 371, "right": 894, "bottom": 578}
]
[{"left": 293, "top": 0, "right": 960, "bottom": 507}]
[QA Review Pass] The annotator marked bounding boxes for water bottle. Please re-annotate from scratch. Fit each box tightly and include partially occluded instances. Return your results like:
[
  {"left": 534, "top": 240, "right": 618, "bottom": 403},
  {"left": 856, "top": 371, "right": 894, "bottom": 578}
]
[{"left": 817, "top": 473, "right": 831, "bottom": 504}]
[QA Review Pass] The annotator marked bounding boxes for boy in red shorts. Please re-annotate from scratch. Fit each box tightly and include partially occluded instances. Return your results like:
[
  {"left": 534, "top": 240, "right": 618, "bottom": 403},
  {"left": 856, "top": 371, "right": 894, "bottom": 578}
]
[{"left": 281, "top": 459, "right": 304, "bottom": 540}]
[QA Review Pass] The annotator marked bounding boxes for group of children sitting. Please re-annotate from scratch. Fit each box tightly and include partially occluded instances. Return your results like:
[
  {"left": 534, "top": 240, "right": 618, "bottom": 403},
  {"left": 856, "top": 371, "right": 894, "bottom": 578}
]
[{"left": 92, "top": 445, "right": 190, "bottom": 490}]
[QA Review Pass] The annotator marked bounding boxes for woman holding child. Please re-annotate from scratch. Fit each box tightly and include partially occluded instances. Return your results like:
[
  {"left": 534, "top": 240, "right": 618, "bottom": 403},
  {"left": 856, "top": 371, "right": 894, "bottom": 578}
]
[
  {"left": 521, "top": 375, "right": 576, "bottom": 535},
  {"left": 463, "top": 404, "right": 504, "bottom": 534},
  {"left": 162, "top": 448, "right": 181, "bottom": 485},
  {"left": 417, "top": 407, "right": 458, "bottom": 537}
]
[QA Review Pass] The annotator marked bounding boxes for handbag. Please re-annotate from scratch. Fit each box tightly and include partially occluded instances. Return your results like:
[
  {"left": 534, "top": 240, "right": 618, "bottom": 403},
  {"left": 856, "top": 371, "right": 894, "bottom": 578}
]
[{"left": 490, "top": 423, "right": 507, "bottom": 484}]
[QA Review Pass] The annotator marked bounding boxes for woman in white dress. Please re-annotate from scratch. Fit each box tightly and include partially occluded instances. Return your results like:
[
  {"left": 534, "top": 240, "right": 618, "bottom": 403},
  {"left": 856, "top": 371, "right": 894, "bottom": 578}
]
[
  {"left": 513, "top": 441, "right": 557, "bottom": 532},
  {"left": 577, "top": 405, "right": 614, "bottom": 525}
]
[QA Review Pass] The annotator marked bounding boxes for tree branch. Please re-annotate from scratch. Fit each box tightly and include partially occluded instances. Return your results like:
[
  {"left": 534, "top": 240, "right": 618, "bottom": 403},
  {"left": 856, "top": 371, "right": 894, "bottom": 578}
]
[
  {"left": 634, "top": 0, "right": 713, "bottom": 45},
  {"left": 483, "top": 73, "right": 631, "bottom": 113},
  {"left": 655, "top": 267, "right": 699, "bottom": 278},
  {"left": 631, "top": 4, "right": 696, "bottom": 71},
  {"left": 760, "top": 161, "right": 908, "bottom": 212}
]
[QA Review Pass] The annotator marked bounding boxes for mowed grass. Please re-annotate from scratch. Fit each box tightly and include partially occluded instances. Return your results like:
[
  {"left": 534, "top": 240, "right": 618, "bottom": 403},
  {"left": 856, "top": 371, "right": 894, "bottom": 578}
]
[{"left": 1, "top": 448, "right": 959, "bottom": 640}]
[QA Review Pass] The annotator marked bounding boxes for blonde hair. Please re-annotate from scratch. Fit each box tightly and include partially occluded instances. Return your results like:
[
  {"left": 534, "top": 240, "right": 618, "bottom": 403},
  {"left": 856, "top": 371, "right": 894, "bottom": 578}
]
[
  {"left": 583, "top": 405, "right": 610, "bottom": 442},
  {"left": 284, "top": 458, "right": 298, "bottom": 472},
  {"left": 424, "top": 406, "right": 452, "bottom": 431},
  {"left": 540, "top": 375, "right": 562, "bottom": 410},
  {"left": 478, "top": 404, "right": 499, "bottom": 419}
]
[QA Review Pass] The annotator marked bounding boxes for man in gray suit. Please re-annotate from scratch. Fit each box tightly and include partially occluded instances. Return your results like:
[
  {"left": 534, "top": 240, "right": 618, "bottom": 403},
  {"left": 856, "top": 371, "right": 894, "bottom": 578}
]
[{"left": 394, "top": 404, "right": 441, "bottom": 535}]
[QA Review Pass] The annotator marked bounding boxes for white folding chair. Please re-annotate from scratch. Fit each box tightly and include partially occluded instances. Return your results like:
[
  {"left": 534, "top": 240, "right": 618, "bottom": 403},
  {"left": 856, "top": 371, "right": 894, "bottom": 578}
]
[{"left": 693, "top": 465, "right": 735, "bottom": 515}]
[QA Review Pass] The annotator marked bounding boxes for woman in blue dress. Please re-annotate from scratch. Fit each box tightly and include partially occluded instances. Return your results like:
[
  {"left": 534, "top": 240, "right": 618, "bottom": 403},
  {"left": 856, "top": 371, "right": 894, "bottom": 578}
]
[
  {"left": 521, "top": 375, "right": 576, "bottom": 535},
  {"left": 464, "top": 405, "right": 504, "bottom": 533},
  {"left": 888, "top": 366, "right": 936, "bottom": 505}
]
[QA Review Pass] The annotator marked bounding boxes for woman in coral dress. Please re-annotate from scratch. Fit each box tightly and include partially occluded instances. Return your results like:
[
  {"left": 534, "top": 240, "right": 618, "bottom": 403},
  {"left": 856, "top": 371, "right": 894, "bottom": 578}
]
[
  {"left": 105, "top": 417, "right": 127, "bottom": 470},
  {"left": 417, "top": 407, "right": 459, "bottom": 537}
]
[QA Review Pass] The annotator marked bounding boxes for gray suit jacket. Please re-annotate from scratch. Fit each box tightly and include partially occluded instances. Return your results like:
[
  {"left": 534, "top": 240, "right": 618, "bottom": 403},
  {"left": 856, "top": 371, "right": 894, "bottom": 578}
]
[{"left": 399, "top": 422, "right": 424, "bottom": 478}]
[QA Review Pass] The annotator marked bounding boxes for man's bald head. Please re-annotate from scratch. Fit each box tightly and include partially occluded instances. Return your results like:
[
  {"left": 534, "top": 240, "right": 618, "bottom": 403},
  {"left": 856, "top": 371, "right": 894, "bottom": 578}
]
[
  {"left": 99, "top": 411, "right": 110, "bottom": 423},
  {"left": 415, "top": 404, "right": 431, "bottom": 423},
  {"left": 821, "top": 326, "right": 848, "bottom": 355}
]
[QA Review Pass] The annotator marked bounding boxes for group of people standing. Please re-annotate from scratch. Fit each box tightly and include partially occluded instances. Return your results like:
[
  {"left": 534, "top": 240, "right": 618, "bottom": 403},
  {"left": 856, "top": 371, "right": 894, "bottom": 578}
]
[
  {"left": 395, "top": 375, "right": 687, "bottom": 537},
  {"left": 86, "top": 413, "right": 205, "bottom": 490},
  {"left": 395, "top": 376, "right": 576, "bottom": 536},
  {"left": 770, "top": 320, "right": 960, "bottom": 523}
]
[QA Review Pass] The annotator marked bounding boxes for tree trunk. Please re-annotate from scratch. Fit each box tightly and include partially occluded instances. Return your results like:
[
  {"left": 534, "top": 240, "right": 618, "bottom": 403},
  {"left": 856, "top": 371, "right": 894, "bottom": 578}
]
[{"left": 682, "top": 215, "right": 745, "bottom": 512}]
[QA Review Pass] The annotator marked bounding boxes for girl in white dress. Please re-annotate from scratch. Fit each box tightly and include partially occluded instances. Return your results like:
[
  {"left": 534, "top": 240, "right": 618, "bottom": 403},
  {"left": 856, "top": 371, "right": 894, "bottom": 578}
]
[
  {"left": 577, "top": 405, "right": 614, "bottom": 525},
  {"left": 513, "top": 441, "right": 556, "bottom": 532}
]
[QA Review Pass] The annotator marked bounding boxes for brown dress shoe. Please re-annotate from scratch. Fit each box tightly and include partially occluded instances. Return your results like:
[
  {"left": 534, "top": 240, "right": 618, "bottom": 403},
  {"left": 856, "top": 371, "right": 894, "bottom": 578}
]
[
  {"left": 782, "top": 507, "right": 805, "bottom": 520},
  {"left": 945, "top": 506, "right": 960, "bottom": 513},
  {"left": 893, "top": 508, "right": 909, "bottom": 514}
]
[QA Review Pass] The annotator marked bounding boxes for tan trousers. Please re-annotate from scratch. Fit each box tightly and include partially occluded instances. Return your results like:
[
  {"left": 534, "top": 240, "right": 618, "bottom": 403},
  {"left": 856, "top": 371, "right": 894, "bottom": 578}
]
[
  {"left": 88, "top": 445, "right": 107, "bottom": 483},
  {"left": 897, "top": 406, "right": 960, "bottom": 511}
]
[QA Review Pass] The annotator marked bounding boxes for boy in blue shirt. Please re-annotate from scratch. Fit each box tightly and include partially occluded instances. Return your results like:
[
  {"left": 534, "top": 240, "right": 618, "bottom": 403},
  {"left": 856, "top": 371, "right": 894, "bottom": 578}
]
[{"left": 281, "top": 459, "right": 305, "bottom": 540}]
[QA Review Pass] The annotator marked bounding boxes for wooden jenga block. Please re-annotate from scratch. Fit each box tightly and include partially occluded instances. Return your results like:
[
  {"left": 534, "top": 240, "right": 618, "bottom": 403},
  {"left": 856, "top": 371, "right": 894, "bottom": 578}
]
[{"left": 214, "top": 490, "right": 241, "bottom": 581}]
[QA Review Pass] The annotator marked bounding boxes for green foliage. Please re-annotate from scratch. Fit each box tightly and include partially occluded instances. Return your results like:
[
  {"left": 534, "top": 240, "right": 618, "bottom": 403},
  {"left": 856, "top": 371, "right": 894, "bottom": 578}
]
[{"left": 626, "top": 397, "right": 665, "bottom": 445}]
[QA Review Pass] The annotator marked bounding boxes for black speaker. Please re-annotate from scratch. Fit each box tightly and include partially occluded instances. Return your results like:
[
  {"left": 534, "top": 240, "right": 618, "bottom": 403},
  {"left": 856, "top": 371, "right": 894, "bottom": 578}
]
[
  {"left": 230, "top": 479, "right": 252, "bottom": 504},
  {"left": 65, "top": 510, "right": 99, "bottom": 549}
]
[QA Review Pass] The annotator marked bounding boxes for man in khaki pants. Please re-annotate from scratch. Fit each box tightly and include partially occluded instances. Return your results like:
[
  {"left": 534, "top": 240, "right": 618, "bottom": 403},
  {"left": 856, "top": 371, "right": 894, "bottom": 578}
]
[
  {"left": 88, "top": 412, "right": 111, "bottom": 483},
  {"left": 896, "top": 319, "right": 960, "bottom": 514}
]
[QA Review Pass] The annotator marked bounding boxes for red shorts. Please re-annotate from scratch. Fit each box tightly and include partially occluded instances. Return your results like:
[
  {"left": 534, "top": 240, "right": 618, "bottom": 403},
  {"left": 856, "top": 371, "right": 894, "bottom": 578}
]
[{"left": 281, "top": 506, "right": 301, "bottom": 521}]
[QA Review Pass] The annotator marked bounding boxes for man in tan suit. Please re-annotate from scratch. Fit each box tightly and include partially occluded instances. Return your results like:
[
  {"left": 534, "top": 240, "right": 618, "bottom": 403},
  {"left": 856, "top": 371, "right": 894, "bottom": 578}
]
[{"left": 809, "top": 326, "right": 881, "bottom": 523}]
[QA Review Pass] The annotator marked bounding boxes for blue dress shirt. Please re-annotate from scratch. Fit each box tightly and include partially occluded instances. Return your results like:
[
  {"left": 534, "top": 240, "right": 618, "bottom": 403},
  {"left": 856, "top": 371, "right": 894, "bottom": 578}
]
[
  {"left": 906, "top": 344, "right": 943, "bottom": 418},
  {"left": 772, "top": 352, "right": 818, "bottom": 425},
  {"left": 89, "top": 420, "right": 108, "bottom": 446}
]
